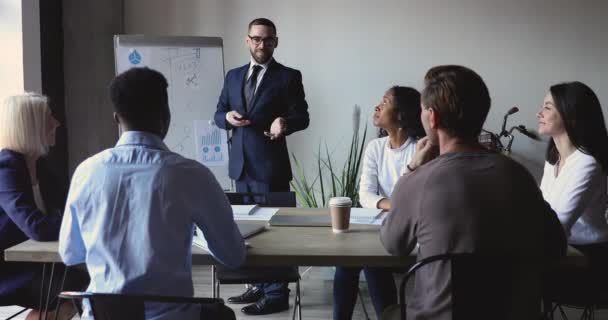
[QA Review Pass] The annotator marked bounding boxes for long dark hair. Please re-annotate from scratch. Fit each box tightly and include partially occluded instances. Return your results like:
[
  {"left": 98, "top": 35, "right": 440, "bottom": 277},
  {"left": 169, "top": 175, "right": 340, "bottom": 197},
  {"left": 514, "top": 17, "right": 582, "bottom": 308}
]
[
  {"left": 378, "top": 86, "right": 425, "bottom": 138},
  {"left": 546, "top": 81, "right": 608, "bottom": 173}
]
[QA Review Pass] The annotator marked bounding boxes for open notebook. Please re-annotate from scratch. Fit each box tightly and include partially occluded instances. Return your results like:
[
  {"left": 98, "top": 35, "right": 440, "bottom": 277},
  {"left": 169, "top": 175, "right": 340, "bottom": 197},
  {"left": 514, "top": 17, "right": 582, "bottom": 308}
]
[
  {"left": 232, "top": 205, "right": 259, "bottom": 216},
  {"left": 192, "top": 222, "right": 265, "bottom": 250}
]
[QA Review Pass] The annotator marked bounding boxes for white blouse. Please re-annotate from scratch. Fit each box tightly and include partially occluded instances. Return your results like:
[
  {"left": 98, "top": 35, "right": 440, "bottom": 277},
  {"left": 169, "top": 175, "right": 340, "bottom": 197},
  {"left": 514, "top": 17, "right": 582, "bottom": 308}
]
[
  {"left": 358, "top": 136, "right": 417, "bottom": 209},
  {"left": 540, "top": 150, "right": 608, "bottom": 245}
]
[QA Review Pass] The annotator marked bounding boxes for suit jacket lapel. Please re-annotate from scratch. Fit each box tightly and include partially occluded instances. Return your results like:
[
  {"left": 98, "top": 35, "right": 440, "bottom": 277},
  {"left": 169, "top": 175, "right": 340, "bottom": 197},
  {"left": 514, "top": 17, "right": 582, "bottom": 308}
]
[
  {"left": 236, "top": 64, "right": 249, "bottom": 114},
  {"left": 248, "top": 59, "right": 277, "bottom": 114}
]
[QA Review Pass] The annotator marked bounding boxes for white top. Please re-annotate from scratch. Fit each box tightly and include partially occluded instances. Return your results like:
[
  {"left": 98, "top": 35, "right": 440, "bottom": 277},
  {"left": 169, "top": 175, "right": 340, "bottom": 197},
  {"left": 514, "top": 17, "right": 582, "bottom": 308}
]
[
  {"left": 358, "top": 136, "right": 417, "bottom": 208},
  {"left": 540, "top": 149, "right": 608, "bottom": 245}
]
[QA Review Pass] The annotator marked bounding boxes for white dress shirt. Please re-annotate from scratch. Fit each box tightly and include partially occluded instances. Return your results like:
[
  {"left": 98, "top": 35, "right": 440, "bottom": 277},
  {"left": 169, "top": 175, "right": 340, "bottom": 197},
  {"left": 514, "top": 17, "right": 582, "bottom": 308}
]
[
  {"left": 540, "top": 149, "right": 608, "bottom": 245},
  {"left": 59, "top": 131, "right": 246, "bottom": 319},
  {"left": 359, "top": 136, "right": 417, "bottom": 208}
]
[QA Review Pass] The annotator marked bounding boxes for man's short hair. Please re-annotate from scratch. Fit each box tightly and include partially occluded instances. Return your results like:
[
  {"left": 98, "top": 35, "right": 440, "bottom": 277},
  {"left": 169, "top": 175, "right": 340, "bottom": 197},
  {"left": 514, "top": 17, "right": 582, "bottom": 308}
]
[
  {"left": 248, "top": 18, "right": 277, "bottom": 35},
  {"left": 0, "top": 92, "right": 51, "bottom": 157},
  {"left": 109, "top": 67, "right": 168, "bottom": 128},
  {"left": 421, "top": 65, "right": 491, "bottom": 139}
]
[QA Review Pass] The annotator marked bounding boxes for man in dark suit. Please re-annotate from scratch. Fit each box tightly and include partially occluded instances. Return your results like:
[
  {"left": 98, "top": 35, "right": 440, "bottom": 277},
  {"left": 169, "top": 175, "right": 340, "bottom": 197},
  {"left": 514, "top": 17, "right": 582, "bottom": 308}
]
[{"left": 213, "top": 18, "right": 309, "bottom": 315}]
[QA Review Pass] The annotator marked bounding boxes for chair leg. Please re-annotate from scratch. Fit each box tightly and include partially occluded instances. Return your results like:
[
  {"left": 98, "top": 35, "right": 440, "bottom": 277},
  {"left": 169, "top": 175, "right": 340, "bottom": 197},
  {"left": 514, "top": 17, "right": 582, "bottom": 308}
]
[
  {"left": 297, "top": 280, "right": 302, "bottom": 320},
  {"left": 557, "top": 304, "right": 569, "bottom": 320},
  {"left": 43, "top": 262, "right": 56, "bottom": 320},
  {"left": 216, "top": 281, "right": 221, "bottom": 299},
  {"left": 5, "top": 308, "right": 28, "bottom": 320},
  {"left": 211, "top": 265, "right": 216, "bottom": 298},
  {"left": 55, "top": 295, "right": 64, "bottom": 320},
  {"left": 544, "top": 303, "right": 557, "bottom": 320},
  {"left": 55, "top": 297, "right": 84, "bottom": 319},
  {"left": 292, "top": 281, "right": 297, "bottom": 320},
  {"left": 38, "top": 263, "right": 46, "bottom": 319},
  {"left": 358, "top": 288, "right": 371, "bottom": 320},
  {"left": 299, "top": 287, "right": 302, "bottom": 320},
  {"left": 53, "top": 267, "right": 69, "bottom": 313},
  {"left": 582, "top": 305, "right": 595, "bottom": 320},
  {"left": 291, "top": 280, "right": 302, "bottom": 320}
]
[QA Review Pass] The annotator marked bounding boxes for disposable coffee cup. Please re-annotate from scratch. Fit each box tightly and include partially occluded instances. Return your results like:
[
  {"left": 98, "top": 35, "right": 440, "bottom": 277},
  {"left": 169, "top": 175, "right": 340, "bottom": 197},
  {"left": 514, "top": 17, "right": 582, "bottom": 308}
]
[{"left": 329, "top": 197, "right": 352, "bottom": 233}]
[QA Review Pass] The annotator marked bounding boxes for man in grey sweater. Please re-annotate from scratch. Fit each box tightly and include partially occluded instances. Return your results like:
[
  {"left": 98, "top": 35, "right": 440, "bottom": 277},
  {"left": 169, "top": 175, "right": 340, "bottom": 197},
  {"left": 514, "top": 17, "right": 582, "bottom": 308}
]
[{"left": 380, "top": 65, "right": 566, "bottom": 320}]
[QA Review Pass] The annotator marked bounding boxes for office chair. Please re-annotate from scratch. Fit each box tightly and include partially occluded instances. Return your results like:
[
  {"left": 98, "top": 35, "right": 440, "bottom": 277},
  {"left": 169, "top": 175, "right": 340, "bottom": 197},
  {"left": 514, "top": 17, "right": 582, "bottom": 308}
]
[
  {"left": 382, "top": 253, "right": 542, "bottom": 320},
  {"left": 56, "top": 292, "right": 234, "bottom": 320},
  {"left": 1, "top": 263, "right": 76, "bottom": 320},
  {"left": 217, "top": 191, "right": 302, "bottom": 319},
  {"left": 543, "top": 268, "right": 608, "bottom": 320}
]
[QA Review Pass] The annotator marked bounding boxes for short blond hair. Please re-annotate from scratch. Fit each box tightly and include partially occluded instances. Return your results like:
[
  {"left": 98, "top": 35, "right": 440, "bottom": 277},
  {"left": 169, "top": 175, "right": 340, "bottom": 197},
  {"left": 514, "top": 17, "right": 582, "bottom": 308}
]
[{"left": 0, "top": 92, "right": 51, "bottom": 157}]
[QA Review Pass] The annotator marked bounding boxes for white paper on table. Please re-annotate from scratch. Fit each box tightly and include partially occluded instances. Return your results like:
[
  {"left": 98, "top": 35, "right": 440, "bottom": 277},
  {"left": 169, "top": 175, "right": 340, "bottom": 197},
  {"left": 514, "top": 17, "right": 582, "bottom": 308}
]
[
  {"left": 349, "top": 208, "right": 384, "bottom": 224},
  {"left": 232, "top": 205, "right": 259, "bottom": 216},
  {"left": 234, "top": 207, "right": 279, "bottom": 222},
  {"left": 193, "top": 225, "right": 254, "bottom": 252},
  {"left": 370, "top": 211, "right": 389, "bottom": 225}
]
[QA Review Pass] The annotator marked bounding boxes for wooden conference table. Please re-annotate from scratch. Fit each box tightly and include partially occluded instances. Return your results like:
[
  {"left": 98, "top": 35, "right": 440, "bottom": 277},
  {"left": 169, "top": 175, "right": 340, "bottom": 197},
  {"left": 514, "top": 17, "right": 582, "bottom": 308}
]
[
  {"left": 5, "top": 208, "right": 410, "bottom": 268},
  {"left": 3, "top": 207, "right": 587, "bottom": 318},
  {"left": 5, "top": 207, "right": 587, "bottom": 267}
]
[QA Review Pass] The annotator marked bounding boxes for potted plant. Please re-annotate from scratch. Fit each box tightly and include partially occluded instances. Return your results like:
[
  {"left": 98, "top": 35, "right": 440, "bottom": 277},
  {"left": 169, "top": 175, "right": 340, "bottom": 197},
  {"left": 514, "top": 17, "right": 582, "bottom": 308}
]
[{"left": 291, "top": 105, "right": 368, "bottom": 208}]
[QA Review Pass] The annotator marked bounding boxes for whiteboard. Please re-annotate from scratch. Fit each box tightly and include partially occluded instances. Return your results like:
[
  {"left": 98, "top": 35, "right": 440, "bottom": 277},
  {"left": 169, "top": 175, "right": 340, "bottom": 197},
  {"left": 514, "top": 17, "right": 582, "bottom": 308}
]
[{"left": 113, "top": 35, "right": 231, "bottom": 189}]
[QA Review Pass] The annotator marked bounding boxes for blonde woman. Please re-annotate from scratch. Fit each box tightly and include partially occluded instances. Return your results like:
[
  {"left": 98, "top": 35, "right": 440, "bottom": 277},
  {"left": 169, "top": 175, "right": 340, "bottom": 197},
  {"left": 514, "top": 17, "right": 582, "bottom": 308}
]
[{"left": 0, "top": 93, "right": 84, "bottom": 319}]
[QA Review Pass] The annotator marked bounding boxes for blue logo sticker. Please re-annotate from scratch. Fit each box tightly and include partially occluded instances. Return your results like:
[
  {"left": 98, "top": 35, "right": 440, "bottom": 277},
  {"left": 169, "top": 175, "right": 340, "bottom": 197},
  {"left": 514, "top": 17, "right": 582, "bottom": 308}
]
[{"left": 129, "top": 49, "right": 142, "bottom": 65}]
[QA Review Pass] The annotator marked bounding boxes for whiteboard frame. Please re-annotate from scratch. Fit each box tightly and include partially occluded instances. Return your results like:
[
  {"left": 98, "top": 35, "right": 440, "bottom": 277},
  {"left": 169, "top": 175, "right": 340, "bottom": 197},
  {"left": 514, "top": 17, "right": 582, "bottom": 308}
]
[
  {"left": 112, "top": 35, "right": 232, "bottom": 190},
  {"left": 113, "top": 35, "right": 224, "bottom": 77}
]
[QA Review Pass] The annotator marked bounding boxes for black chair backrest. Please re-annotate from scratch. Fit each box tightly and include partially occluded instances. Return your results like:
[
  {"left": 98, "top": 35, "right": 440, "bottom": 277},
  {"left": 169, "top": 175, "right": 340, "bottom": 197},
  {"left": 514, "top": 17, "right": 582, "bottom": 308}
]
[
  {"left": 225, "top": 192, "right": 296, "bottom": 207},
  {"left": 399, "top": 253, "right": 541, "bottom": 320},
  {"left": 90, "top": 295, "right": 145, "bottom": 320},
  {"left": 58, "top": 292, "right": 234, "bottom": 320}
]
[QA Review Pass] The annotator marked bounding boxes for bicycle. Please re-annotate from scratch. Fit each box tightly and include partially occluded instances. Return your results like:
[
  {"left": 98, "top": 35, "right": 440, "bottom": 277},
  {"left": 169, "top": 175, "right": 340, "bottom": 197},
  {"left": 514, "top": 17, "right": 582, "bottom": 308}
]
[{"left": 479, "top": 107, "right": 540, "bottom": 155}]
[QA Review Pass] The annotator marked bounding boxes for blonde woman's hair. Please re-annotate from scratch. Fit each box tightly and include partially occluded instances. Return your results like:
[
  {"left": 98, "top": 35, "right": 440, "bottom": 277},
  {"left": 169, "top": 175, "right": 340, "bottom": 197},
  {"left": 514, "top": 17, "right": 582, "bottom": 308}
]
[{"left": 0, "top": 92, "right": 51, "bottom": 157}]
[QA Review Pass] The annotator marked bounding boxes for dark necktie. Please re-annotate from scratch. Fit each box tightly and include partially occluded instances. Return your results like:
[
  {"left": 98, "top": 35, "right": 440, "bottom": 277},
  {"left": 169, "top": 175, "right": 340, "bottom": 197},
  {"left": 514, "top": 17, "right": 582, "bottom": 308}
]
[{"left": 244, "top": 65, "right": 262, "bottom": 111}]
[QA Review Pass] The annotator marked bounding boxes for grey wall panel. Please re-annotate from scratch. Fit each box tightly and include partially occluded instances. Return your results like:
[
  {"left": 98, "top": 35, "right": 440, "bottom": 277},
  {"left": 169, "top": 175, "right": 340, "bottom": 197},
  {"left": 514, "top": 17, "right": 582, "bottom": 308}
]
[{"left": 63, "top": 0, "right": 123, "bottom": 174}]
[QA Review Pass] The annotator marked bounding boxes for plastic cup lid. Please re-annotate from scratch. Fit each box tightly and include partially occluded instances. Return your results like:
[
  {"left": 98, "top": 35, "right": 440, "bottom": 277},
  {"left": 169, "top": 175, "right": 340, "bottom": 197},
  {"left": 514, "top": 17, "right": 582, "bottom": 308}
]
[{"left": 329, "top": 197, "right": 352, "bottom": 207}]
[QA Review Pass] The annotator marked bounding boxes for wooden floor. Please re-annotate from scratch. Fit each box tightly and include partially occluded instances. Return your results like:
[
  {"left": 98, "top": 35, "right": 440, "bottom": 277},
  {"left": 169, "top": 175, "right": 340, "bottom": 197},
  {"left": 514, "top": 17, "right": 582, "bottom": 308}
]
[{"left": 1, "top": 266, "right": 607, "bottom": 319}]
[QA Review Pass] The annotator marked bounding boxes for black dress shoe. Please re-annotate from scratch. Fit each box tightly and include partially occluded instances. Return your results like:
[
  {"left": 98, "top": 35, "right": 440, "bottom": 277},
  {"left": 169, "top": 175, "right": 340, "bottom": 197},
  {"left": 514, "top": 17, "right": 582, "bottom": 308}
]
[
  {"left": 227, "top": 286, "right": 264, "bottom": 304},
  {"left": 241, "top": 296, "right": 289, "bottom": 315}
]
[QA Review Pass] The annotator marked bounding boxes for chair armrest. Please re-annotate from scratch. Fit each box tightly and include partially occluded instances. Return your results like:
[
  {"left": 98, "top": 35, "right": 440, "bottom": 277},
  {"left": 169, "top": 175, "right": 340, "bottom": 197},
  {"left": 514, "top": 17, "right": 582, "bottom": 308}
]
[
  {"left": 58, "top": 291, "right": 93, "bottom": 300},
  {"left": 59, "top": 291, "right": 225, "bottom": 304},
  {"left": 398, "top": 253, "right": 474, "bottom": 319}
]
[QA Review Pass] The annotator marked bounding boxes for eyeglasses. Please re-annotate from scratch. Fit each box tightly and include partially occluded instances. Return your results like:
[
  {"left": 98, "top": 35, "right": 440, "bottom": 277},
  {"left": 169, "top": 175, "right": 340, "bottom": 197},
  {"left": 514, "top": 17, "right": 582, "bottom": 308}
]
[{"left": 248, "top": 35, "right": 277, "bottom": 46}]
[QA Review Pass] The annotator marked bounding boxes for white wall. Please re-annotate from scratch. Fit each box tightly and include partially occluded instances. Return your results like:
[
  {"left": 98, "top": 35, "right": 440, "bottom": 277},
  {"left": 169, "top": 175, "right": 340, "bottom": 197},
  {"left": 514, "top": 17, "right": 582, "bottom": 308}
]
[
  {"left": 0, "top": 0, "right": 24, "bottom": 101},
  {"left": 124, "top": 0, "right": 608, "bottom": 181}
]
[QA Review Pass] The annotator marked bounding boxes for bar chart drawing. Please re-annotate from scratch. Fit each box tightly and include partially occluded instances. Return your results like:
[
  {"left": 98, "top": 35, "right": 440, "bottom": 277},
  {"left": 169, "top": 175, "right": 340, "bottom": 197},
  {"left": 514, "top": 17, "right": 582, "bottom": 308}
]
[{"left": 194, "top": 120, "right": 229, "bottom": 167}]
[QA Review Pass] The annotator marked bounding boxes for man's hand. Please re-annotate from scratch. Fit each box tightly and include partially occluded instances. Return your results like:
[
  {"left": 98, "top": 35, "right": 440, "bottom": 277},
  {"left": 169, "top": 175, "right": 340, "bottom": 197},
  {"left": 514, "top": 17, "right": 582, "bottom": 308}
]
[
  {"left": 408, "top": 137, "right": 439, "bottom": 170},
  {"left": 226, "top": 111, "right": 251, "bottom": 127},
  {"left": 264, "top": 117, "right": 286, "bottom": 140}
]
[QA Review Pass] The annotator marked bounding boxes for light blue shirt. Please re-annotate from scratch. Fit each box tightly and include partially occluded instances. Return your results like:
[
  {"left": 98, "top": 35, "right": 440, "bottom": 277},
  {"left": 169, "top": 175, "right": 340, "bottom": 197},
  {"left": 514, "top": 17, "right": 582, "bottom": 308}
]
[{"left": 59, "top": 131, "right": 246, "bottom": 319}]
